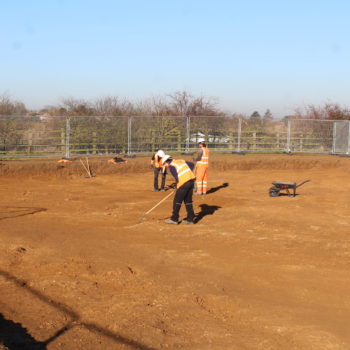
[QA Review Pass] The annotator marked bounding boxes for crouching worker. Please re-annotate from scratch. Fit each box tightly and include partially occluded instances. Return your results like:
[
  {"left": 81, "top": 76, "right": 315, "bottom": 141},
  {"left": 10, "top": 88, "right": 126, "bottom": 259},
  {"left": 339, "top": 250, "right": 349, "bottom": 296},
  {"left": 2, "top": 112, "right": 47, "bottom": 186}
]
[
  {"left": 151, "top": 150, "right": 167, "bottom": 192},
  {"left": 162, "top": 155, "right": 196, "bottom": 225}
]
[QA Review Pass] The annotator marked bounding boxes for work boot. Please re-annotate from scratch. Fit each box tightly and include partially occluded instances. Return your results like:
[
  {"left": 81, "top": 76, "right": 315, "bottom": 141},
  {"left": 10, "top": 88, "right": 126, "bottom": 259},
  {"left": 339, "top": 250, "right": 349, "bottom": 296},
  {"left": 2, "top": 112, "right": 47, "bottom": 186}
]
[
  {"left": 164, "top": 218, "right": 178, "bottom": 225},
  {"left": 182, "top": 219, "right": 194, "bottom": 225}
]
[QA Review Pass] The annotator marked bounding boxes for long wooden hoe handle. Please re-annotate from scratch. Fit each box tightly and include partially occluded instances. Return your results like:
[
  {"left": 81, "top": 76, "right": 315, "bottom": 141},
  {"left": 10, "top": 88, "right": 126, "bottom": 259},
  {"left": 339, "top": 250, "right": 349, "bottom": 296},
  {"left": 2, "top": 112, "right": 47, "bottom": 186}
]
[{"left": 139, "top": 190, "right": 175, "bottom": 223}]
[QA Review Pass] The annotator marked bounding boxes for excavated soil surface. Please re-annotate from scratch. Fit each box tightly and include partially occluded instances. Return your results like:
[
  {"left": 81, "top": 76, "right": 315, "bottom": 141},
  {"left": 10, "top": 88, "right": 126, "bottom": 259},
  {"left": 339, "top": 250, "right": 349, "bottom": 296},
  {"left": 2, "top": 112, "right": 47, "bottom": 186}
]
[{"left": 1, "top": 154, "right": 350, "bottom": 350}]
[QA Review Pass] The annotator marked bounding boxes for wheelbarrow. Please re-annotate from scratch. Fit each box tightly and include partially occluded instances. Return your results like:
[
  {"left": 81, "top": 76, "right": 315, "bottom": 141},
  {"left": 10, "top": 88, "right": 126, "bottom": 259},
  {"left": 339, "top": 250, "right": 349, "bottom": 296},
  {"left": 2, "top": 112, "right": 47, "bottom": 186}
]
[{"left": 269, "top": 180, "right": 311, "bottom": 197}]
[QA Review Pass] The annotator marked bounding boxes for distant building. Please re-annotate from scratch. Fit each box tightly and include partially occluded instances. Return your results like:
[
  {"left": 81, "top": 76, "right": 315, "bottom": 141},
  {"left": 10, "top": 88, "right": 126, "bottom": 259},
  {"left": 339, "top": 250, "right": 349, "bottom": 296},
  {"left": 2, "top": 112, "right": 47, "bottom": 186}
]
[{"left": 188, "top": 131, "right": 230, "bottom": 143}]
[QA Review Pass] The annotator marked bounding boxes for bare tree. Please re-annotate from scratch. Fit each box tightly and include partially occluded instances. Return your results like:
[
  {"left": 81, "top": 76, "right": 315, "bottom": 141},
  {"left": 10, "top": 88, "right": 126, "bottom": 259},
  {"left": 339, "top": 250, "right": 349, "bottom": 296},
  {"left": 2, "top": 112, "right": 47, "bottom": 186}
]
[
  {"left": 59, "top": 98, "right": 95, "bottom": 116},
  {"left": 0, "top": 92, "right": 27, "bottom": 115},
  {"left": 94, "top": 96, "right": 136, "bottom": 116},
  {"left": 188, "top": 96, "right": 222, "bottom": 116},
  {"left": 295, "top": 103, "right": 350, "bottom": 120},
  {"left": 137, "top": 96, "right": 173, "bottom": 116},
  {"left": 167, "top": 90, "right": 193, "bottom": 116},
  {"left": 167, "top": 90, "right": 223, "bottom": 116}
]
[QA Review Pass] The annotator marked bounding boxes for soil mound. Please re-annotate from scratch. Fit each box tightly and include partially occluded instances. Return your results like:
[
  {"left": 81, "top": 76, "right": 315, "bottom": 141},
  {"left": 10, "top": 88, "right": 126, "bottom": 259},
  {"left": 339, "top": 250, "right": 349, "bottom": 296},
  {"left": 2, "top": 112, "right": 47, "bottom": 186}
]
[{"left": 0, "top": 154, "right": 348, "bottom": 179}]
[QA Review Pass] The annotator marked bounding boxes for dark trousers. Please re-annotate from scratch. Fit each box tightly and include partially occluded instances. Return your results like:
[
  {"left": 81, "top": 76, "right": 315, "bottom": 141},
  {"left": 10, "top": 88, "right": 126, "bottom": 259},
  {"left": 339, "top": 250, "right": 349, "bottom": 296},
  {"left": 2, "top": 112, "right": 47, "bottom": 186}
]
[
  {"left": 171, "top": 179, "right": 195, "bottom": 222},
  {"left": 153, "top": 167, "right": 166, "bottom": 190}
]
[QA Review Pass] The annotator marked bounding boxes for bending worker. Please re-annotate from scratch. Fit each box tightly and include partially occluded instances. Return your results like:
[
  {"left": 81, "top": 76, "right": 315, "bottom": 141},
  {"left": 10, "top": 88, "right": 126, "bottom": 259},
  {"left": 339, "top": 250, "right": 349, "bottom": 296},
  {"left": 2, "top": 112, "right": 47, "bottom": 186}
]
[
  {"left": 151, "top": 149, "right": 166, "bottom": 192},
  {"left": 162, "top": 155, "right": 196, "bottom": 225},
  {"left": 194, "top": 141, "right": 209, "bottom": 195}
]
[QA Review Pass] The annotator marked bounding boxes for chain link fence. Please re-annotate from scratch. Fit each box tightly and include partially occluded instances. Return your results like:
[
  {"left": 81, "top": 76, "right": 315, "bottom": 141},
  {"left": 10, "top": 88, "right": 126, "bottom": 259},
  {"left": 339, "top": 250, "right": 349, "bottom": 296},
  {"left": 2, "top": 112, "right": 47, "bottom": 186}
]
[
  {"left": 1, "top": 115, "right": 350, "bottom": 158},
  {"left": 286, "top": 119, "right": 335, "bottom": 153}
]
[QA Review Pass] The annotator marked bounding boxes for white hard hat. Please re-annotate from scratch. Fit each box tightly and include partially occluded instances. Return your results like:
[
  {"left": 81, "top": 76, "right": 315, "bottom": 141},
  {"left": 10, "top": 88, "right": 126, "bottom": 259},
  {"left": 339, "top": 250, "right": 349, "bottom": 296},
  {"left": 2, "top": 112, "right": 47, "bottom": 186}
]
[
  {"left": 162, "top": 155, "right": 171, "bottom": 163},
  {"left": 157, "top": 150, "right": 165, "bottom": 157}
]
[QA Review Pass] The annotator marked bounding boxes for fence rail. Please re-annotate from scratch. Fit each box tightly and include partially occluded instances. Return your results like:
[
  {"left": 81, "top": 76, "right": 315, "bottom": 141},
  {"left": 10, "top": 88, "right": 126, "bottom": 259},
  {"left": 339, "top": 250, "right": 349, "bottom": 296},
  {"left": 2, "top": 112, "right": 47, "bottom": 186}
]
[{"left": 1, "top": 115, "right": 349, "bottom": 158}]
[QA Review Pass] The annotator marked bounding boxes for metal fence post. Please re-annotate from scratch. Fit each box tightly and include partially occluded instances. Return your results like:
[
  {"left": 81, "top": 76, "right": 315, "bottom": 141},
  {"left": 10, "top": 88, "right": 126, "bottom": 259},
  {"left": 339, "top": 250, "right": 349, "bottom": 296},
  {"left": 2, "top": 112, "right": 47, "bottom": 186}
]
[
  {"left": 185, "top": 115, "right": 190, "bottom": 153},
  {"left": 237, "top": 118, "right": 241, "bottom": 152},
  {"left": 332, "top": 121, "right": 337, "bottom": 154},
  {"left": 127, "top": 116, "right": 132, "bottom": 155},
  {"left": 65, "top": 117, "right": 71, "bottom": 158},
  {"left": 27, "top": 132, "right": 33, "bottom": 155},
  {"left": 347, "top": 121, "right": 350, "bottom": 155},
  {"left": 92, "top": 131, "right": 97, "bottom": 154},
  {"left": 286, "top": 119, "right": 291, "bottom": 153}
]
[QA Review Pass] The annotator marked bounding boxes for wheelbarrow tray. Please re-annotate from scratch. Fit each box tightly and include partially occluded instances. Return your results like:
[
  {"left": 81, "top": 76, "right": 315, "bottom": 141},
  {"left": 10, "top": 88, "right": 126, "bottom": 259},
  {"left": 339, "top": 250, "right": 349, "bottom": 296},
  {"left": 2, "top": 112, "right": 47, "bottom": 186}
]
[{"left": 272, "top": 181, "right": 297, "bottom": 188}]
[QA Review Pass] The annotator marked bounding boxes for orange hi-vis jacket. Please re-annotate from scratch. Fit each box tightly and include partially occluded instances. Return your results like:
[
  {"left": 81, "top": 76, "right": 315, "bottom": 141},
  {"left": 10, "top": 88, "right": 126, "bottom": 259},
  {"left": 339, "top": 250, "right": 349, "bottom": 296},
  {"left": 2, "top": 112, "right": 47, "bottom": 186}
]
[
  {"left": 171, "top": 160, "right": 196, "bottom": 188},
  {"left": 196, "top": 147, "right": 209, "bottom": 168},
  {"left": 152, "top": 154, "right": 163, "bottom": 169}
]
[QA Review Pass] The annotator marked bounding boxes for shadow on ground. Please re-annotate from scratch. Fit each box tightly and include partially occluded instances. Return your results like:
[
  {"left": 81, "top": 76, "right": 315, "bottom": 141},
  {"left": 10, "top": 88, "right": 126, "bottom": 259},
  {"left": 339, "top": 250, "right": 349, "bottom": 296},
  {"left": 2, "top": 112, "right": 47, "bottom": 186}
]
[
  {"left": 0, "top": 269, "right": 158, "bottom": 350},
  {"left": 206, "top": 183, "right": 229, "bottom": 194},
  {"left": 195, "top": 204, "right": 221, "bottom": 223},
  {"left": 0, "top": 313, "right": 46, "bottom": 350}
]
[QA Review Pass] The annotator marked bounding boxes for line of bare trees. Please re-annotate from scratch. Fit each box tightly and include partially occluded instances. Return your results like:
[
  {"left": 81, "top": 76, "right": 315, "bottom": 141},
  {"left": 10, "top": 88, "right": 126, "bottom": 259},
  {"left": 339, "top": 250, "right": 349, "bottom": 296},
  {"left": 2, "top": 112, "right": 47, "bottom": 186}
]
[
  {"left": 293, "top": 104, "right": 350, "bottom": 120},
  {"left": 40, "top": 91, "right": 225, "bottom": 117},
  {"left": 2, "top": 90, "right": 350, "bottom": 121},
  {"left": 2, "top": 89, "right": 350, "bottom": 156}
]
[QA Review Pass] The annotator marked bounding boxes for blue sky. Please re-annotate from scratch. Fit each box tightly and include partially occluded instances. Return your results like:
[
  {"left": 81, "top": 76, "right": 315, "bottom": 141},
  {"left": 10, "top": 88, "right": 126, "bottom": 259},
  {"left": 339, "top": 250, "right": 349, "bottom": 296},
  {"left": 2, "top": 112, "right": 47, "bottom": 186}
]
[{"left": 1, "top": 0, "right": 350, "bottom": 117}]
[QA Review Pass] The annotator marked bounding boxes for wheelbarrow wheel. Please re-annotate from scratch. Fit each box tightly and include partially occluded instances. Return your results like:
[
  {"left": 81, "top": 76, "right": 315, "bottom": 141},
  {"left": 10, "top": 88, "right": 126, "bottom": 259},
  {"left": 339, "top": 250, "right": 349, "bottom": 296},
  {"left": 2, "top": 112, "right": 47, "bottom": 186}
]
[{"left": 269, "top": 186, "right": 280, "bottom": 197}]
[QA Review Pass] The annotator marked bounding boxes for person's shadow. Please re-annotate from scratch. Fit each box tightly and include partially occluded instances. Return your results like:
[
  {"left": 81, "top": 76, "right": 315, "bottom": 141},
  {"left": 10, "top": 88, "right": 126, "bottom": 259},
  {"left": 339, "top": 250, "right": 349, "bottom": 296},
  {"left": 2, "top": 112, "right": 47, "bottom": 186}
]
[
  {"left": 206, "top": 183, "right": 229, "bottom": 194},
  {"left": 195, "top": 204, "right": 221, "bottom": 223},
  {"left": 0, "top": 313, "right": 47, "bottom": 350}
]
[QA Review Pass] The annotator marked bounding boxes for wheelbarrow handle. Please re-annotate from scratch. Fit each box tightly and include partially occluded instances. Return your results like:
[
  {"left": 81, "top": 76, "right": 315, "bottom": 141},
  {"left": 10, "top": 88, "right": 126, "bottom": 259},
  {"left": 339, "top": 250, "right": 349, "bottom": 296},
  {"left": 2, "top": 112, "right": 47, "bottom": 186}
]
[{"left": 296, "top": 179, "right": 311, "bottom": 188}]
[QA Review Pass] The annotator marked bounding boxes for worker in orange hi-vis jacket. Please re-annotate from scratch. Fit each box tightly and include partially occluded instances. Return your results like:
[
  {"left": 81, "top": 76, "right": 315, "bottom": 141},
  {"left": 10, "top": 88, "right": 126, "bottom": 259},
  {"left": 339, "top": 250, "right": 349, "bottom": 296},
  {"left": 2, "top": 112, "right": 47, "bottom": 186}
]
[
  {"left": 162, "top": 155, "right": 196, "bottom": 225},
  {"left": 150, "top": 149, "right": 167, "bottom": 192},
  {"left": 193, "top": 142, "right": 209, "bottom": 195}
]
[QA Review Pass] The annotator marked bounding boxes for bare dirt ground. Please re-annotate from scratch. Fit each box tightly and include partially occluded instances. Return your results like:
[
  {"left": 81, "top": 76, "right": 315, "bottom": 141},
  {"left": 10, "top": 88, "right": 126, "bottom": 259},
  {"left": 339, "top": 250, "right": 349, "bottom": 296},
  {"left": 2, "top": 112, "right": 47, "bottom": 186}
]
[{"left": 1, "top": 154, "right": 350, "bottom": 350}]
